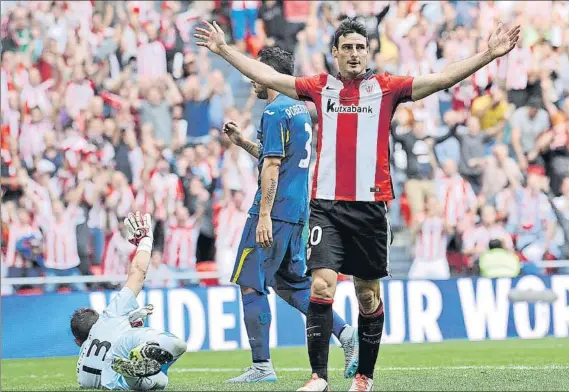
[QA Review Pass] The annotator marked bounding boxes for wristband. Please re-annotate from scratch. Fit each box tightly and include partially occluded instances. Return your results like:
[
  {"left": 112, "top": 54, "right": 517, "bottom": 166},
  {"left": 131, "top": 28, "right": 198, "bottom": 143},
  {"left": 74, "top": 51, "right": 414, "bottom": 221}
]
[{"left": 136, "top": 237, "right": 153, "bottom": 254}]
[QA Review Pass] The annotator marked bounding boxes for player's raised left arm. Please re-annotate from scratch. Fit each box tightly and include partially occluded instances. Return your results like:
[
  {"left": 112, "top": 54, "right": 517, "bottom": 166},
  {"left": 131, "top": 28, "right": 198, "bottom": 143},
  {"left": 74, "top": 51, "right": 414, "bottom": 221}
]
[
  {"left": 411, "top": 23, "right": 520, "bottom": 101},
  {"left": 124, "top": 211, "right": 154, "bottom": 296}
]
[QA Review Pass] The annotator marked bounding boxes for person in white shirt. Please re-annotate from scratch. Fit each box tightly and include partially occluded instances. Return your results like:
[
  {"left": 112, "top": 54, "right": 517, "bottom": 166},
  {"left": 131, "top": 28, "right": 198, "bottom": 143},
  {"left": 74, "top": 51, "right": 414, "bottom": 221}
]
[{"left": 72, "top": 212, "right": 187, "bottom": 390}]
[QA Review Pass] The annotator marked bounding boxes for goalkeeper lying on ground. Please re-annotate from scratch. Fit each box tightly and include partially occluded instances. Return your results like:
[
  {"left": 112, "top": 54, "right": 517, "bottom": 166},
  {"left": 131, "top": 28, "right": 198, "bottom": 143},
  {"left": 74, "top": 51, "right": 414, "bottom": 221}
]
[{"left": 71, "top": 211, "right": 187, "bottom": 390}]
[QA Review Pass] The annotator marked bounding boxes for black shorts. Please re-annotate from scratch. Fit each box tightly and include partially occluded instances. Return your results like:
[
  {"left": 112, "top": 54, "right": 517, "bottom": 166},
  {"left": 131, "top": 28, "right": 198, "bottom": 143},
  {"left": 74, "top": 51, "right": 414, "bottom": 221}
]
[{"left": 306, "top": 199, "right": 393, "bottom": 280}]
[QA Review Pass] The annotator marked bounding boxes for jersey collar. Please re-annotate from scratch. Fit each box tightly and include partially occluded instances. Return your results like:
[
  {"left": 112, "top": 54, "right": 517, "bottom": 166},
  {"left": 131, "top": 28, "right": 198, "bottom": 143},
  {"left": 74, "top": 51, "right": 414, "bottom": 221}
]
[{"left": 336, "top": 68, "right": 374, "bottom": 82}]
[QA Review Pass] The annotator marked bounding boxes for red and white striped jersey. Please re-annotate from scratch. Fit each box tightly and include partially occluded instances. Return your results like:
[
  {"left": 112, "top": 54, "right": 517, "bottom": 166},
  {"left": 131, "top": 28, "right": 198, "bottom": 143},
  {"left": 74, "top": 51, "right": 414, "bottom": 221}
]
[
  {"left": 4, "top": 223, "right": 41, "bottom": 268},
  {"left": 150, "top": 172, "right": 183, "bottom": 220},
  {"left": 102, "top": 231, "right": 135, "bottom": 276},
  {"left": 463, "top": 224, "right": 514, "bottom": 252},
  {"left": 437, "top": 172, "right": 477, "bottom": 229},
  {"left": 135, "top": 188, "right": 156, "bottom": 216},
  {"left": 37, "top": 207, "right": 81, "bottom": 270},
  {"left": 215, "top": 204, "right": 248, "bottom": 251},
  {"left": 163, "top": 219, "right": 200, "bottom": 269},
  {"left": 414, "top": 215, "right": 448, "bottom": 261},
  {"left": 295, "top": 71, "right": 414, "bottom": 201}
]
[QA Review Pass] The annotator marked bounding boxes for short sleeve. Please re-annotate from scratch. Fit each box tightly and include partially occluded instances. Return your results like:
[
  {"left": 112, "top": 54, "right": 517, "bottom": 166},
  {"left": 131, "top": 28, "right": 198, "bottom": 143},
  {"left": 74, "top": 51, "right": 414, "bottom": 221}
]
[
  {"left": 102, "top": 287, "right": 138, "bottom": 319},
  {"left": 261, "top": 110, "right": 287, "bottom": 158},
  {"left": 295, "top": 74, "right": 325, "bottom": 102},
  {"left": 386, "top": 73, "right": 414, "bottom": 104}
]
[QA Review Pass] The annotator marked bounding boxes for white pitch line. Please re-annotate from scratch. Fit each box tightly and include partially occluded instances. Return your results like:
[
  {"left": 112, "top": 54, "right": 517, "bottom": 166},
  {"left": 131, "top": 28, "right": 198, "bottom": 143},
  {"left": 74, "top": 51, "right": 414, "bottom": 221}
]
[{"left": 170, "top": 365, "right": 569, "bottom": 373}]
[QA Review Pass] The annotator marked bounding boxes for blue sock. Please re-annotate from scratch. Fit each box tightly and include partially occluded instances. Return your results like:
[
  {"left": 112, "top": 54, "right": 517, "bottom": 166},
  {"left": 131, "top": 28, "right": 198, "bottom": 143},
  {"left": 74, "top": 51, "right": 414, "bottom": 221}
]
[
  {"left": 242, "top": 291, "right": 271, "bottom": 362},
  {"left": 278, "top": 288, "right": 347, "bottom": 338}
]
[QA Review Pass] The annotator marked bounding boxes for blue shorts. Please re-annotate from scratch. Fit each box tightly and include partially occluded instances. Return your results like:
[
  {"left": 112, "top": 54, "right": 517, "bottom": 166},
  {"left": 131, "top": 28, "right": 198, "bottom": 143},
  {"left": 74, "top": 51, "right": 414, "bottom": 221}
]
[
  {"left": 230, "top": 215, "right": 311, "bottom": 294},
  {"left": 231, "top": 8, "right": 258, "bottom": 41}
]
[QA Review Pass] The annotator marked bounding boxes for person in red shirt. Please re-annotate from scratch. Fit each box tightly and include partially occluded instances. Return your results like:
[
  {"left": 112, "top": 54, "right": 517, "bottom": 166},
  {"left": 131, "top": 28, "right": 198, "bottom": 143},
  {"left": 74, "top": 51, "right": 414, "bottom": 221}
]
[{"left": 195, "top": 18, "right": 520, "bottom": 392}]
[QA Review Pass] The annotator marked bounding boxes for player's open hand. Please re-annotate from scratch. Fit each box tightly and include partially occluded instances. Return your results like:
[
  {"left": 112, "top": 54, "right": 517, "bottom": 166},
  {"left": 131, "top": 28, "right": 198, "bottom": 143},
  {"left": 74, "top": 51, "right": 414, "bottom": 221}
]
[
  {"left": 223, "top": 121, "right": 243, "bottom": 146},
  {"left": 194, "top": 20, "right": 227, "bottom": 55},
  {"left": 124, "top": 211, "right": 153, "bottom": 246},
  {"left": 487, "top": 23, "right": 520, "bottom": 59},
  {"left": 256, "top": 214, "right": 273, "bottom": 248}
]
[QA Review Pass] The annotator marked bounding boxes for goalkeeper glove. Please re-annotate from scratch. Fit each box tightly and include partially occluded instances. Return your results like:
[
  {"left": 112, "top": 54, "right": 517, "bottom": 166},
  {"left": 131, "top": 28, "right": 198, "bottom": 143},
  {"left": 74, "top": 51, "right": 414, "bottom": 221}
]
[
  {"left": 129, "top": 304, "right": 154, "bottom": 328},
  {"left": 124, "top": 211, "right": 154, "bottom": 254}
]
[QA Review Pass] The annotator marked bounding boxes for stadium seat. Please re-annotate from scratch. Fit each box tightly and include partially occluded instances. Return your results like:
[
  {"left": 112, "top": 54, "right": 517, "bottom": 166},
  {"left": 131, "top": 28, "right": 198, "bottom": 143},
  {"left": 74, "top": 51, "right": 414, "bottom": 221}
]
[
  {"left": 16, "top": 288, "right": 43, "bottom": 296},
  {"left": 447, "top": 251, "right": 469, "bottom": 274},
  {"left": 196, "top": 261, "right": 219, "bottom": 287}
]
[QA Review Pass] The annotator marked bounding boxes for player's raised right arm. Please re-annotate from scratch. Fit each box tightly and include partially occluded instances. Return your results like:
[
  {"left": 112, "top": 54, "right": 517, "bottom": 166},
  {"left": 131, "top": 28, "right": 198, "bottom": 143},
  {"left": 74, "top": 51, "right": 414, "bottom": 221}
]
[
  {"left": 194, "top": 20, "right": 298, "bottom": 100},
  {"left": 124, "top": 212, "right": 154, "bottom": 296}
]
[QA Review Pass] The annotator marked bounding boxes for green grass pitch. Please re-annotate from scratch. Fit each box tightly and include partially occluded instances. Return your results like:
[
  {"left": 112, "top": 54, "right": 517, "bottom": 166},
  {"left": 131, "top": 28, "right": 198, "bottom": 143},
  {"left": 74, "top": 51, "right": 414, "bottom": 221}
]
[{"left": 2, "top": 338, "right": 569, "bottom": 391}]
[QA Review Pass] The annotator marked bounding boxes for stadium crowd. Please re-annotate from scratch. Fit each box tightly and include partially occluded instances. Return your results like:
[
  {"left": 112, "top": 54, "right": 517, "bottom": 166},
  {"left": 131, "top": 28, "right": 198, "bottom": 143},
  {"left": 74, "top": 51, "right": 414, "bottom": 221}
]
[{"left": 1, "top": 1, "right": 568, "bottom": 295}]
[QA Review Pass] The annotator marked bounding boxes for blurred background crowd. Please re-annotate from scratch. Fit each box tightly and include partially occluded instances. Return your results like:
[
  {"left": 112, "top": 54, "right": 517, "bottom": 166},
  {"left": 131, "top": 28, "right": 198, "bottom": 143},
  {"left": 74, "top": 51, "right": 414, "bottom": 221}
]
[{"left": 1, "top": 0, "right": 568, "bottom": 295}]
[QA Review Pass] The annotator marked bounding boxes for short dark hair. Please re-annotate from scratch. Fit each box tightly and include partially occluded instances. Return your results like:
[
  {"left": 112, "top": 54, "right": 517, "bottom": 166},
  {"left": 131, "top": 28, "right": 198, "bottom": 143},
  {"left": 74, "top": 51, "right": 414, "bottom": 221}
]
[
  {"left": 70, "top": 308, "right": 99, "bottom": 344},
  {"left": 257, "top": 46, "right": 294, "bottom": 76},
  {"left": 333, "top": 18, "right": 369, "bottom": 49}
]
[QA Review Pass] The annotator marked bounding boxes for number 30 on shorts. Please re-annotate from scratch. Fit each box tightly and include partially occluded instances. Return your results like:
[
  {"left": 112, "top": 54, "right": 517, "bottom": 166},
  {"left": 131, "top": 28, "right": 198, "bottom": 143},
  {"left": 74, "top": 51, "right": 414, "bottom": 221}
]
[{"left": 309, "top": 226, "right": 322, "bottom": 246}]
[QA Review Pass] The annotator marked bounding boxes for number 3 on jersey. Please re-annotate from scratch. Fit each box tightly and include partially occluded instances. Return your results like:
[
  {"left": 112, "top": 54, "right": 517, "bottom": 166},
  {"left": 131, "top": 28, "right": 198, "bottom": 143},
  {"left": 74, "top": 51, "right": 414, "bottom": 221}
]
[{"left": 299, "top": 122, "right": 312, "bottom": 168}]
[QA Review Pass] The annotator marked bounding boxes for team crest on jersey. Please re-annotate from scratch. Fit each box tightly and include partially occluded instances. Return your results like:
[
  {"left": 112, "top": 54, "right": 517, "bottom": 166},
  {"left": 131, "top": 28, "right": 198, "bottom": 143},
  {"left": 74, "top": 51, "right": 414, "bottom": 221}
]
[{"left": 364, "top": 83, "right": 375, "bottom": 94}]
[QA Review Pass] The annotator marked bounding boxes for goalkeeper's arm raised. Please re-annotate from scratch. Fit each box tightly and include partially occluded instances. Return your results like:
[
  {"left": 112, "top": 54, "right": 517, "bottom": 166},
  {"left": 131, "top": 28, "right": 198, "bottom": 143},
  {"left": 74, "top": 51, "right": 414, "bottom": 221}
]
[{"left": 124, "top": 211, "right": 154, "bottom": 296}]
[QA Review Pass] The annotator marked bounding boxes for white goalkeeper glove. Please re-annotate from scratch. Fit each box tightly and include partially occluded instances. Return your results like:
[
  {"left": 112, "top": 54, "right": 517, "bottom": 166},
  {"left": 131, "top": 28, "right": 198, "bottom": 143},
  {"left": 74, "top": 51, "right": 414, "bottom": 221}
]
[
  {"left": 129, "top": 304, "right": 154, "bottom": 328},
  {"left": 124, "top": 211, "right": 154, "bottom": 254}
]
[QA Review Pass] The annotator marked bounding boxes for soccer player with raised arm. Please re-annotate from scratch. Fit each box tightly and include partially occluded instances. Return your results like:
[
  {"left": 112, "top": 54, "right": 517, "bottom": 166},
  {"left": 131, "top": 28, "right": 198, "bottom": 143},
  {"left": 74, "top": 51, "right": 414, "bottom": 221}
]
[
  {"left": 195, "top": 17, "right": 520, "bottom": 392},
  {"left": 72, "top": 212, "right": 187, "bottom": 390},
  {"left": 220, "top": 46, "right": 358, "bottom": 383}
]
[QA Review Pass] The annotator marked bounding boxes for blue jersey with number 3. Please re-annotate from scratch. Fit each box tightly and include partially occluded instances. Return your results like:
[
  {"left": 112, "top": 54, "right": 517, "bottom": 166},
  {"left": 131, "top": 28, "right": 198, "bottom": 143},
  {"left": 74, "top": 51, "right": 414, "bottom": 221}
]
[{"left": 248, "top": 94, "right": 312, "bottom": 224}]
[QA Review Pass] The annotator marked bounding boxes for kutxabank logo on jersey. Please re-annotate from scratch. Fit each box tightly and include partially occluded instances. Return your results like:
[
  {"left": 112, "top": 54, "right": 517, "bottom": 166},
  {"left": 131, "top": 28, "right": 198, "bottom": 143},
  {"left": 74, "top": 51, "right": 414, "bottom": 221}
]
[{"left": 326, "top": 99, "right": 373, "bottom": 114}]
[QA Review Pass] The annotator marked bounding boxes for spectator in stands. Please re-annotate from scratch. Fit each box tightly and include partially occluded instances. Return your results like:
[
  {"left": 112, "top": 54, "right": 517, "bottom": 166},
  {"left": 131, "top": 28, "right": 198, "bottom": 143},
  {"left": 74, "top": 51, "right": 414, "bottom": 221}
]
[
  {"left": 15, "top": 234, "right": 44, "bottom": 281},
  {"left": 391, "top": 120, "right": 454, "bottom": 219},
  {"left": 136, "top": 22, "right": 167, "bottom": 80},
  {"left": 477, "top": 239, "right": 521, "bottom": 278},
  {"left": 230, "top": 0, "right": 259, "bottom": 53},
  {"left": 146, "top": 250, "right": 175, "bottom": 289},
  {"left": 256, "top": 0, "right": 290, "bottom": 52},
  {"left": 531, "top": 121, "right": 569, "bottom": 196},
  {"left": 552, "top": 176, "right": 569, "bottom": 263},
  {"left": 102, "top": 217, "right": 135, "bottom": 279},
  {"left": 511, "top": 96, "right": 551, "bottom": 170},
  {"left": 136, "top": 74, "right": 183, "bottom": 146},
  {"left": 183, "top": 75, "right": 213, "bottom": 145},
  {"left": 408, "top": 195, "right": 451, "bottom": 280},
  {"left": 454, "top": 116, "right": 494, "bottom": 194},
  {"left": 470, "top": 86, "right": 510, "bottom": 136},
  {"left": 436, "top": 158, "right": 478, "bottom": 236},
  {"left": 463, "top": 205, "right": 513, "bottom": 265},
  {"left": 215, "top": 188, "right": 248, "bottom": 284},
  {"left": 480, "top": 143, "right": 523, "bottom": 205},
  {"left": 507, "top": 165, "right": 557, "bottom": 265},
  {"left": 163, "top": 202, "right": 205, "bottom": 286},
  {"left": 35, "top": 198, "right": 87, "bottom": 293}
]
